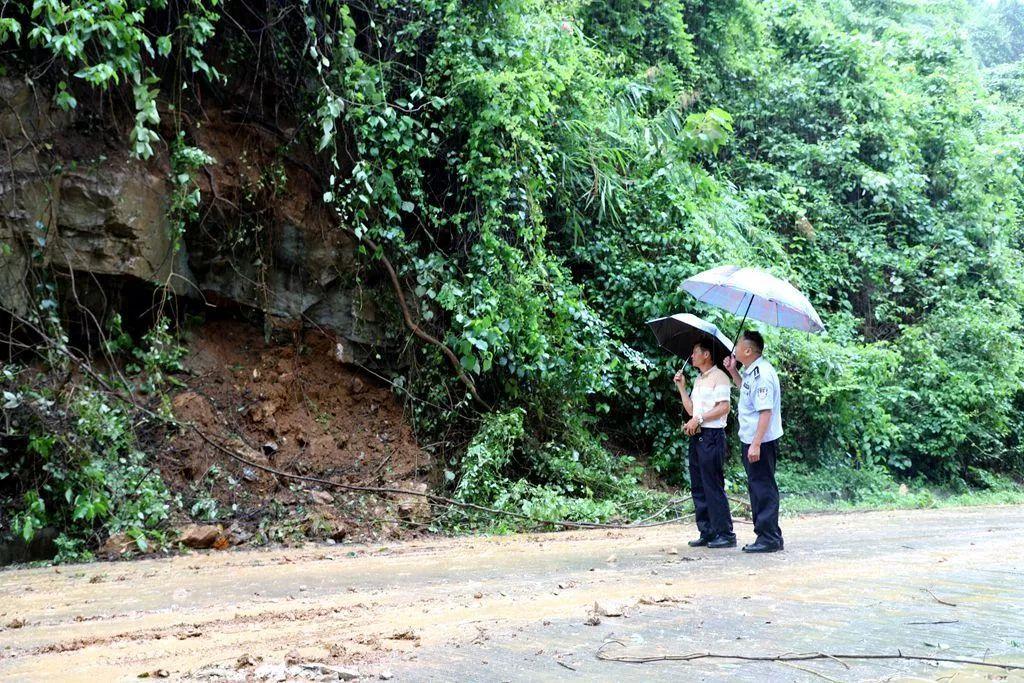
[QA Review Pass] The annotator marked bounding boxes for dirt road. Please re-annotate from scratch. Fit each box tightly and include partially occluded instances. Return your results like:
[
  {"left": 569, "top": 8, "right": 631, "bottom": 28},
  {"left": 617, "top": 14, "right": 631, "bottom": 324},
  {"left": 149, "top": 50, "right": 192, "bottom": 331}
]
[{"left": 2, "top": 506, "right": 1023, "bottom": 682}]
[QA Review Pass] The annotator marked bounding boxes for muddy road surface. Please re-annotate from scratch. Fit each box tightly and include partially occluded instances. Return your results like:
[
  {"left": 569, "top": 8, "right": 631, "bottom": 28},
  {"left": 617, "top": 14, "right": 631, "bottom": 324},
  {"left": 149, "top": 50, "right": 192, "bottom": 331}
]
[{"left": 2, "top": 506, "right": 1023, "bottom": 682}]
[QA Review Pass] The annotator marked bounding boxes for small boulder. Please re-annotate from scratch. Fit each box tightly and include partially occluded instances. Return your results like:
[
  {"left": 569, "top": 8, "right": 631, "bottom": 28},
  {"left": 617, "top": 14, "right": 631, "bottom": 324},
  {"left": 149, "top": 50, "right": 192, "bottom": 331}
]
[
  {"left": 307, "top": 490, "right": 334, "bottom": 505},
  {"left": 303, "top": 505, "right": 349, "bottom": 542},
  {"left": 226, "top": 522, "right": 253, "bottom": 546},
  {"left": 395, "top": 482, "right": 431, "bottom": 525},
  {"left": 334, "top": 342, "right": 354, "bottom": 364},
  {"left": 178, "top": 524, "right": 225, "bottom": 549},
  {"left": 99, "top": 532, "right": 138, "bottom": 558}
]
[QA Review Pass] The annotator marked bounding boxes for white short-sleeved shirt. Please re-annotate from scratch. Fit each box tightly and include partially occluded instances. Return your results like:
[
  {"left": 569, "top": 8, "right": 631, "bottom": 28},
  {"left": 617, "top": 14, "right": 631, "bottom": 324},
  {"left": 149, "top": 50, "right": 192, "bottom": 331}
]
[
  {"left": 738, "top": 356, "right": 784, "bottom": 444},
  {"left": 689, "top": 367, "right": 731, "bottom": 429}
]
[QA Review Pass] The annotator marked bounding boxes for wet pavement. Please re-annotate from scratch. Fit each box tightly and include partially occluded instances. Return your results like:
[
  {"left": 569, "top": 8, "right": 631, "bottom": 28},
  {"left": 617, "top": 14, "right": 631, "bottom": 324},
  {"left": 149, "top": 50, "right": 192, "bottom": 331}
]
[{"left": 0, "top": 506, "right": 1022, "bottom": 681}]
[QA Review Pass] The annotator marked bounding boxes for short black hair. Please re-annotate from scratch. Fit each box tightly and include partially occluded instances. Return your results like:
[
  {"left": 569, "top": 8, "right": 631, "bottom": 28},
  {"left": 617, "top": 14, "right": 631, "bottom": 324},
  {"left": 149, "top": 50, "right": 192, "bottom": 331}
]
[
  {"left": 740, "top": 330, "right": 765, "bottom": 353},
  {"left": 694, "top": 337, "right": 714, "bottom": 355}
]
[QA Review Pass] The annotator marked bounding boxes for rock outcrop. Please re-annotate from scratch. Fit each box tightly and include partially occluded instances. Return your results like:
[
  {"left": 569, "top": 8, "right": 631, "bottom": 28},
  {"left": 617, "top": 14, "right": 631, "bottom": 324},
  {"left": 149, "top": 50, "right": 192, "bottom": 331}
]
[{"left": 0, "top": 78, "right": 390, "bottom": 361}]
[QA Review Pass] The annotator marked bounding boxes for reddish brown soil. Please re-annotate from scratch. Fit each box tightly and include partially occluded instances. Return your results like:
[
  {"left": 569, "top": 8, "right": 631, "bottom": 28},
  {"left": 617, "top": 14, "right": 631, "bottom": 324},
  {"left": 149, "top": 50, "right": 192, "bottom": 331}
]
[{"left": 162, "top": 319, "right": 432, "bottom": 543}]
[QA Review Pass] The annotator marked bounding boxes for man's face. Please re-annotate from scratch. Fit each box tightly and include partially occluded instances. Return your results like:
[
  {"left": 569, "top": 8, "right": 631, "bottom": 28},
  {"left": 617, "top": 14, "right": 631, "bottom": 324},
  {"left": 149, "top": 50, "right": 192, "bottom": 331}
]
[{"left": 691, "top": 345, "right": 710, "bottom": 366}]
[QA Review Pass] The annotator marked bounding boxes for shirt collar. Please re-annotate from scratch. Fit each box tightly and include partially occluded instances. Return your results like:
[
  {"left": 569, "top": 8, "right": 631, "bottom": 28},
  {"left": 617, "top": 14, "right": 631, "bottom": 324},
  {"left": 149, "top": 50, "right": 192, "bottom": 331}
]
[{"left": 741, "top": 356, "right": 765, "bottom": 376}]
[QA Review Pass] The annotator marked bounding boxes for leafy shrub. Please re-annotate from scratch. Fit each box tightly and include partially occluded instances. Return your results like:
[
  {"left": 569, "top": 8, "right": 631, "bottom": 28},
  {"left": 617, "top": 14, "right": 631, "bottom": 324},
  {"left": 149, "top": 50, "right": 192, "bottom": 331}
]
[{"left": 0, "top": 315, "right": 184, "bottom": 560}]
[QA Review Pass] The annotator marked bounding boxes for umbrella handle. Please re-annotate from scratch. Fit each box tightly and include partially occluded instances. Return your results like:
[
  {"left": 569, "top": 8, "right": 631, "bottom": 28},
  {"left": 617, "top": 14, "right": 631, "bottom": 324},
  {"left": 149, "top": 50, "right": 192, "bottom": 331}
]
[
  {"left": 674, "top": 359, "right": 692, "bottom": 384},
  {"left": 732, "top": 294, "right": 754, "bottom": 352}
]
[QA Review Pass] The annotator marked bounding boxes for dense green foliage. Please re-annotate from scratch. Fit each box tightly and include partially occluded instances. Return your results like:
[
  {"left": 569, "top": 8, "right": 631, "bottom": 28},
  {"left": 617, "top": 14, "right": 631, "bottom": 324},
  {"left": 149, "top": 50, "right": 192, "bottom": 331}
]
[
  {"left": 1, "top": 308, "right": 182, "bottom": 561},
  {"left": 2, "top": 0, "right": 1023, "bottom": 536}
]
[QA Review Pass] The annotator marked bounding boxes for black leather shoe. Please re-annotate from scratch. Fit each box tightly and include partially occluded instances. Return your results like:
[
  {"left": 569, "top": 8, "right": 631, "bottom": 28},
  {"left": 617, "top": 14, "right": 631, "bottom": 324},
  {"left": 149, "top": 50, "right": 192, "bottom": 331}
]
[
  {"left": 687, "top": 537, "right": 710, "bottom": 547},
  {"left": 742, "top": 541, "right": 782, "bottom": 553},
  {"left": 707, "top": 536, "right": 737, "bottom": 549}
]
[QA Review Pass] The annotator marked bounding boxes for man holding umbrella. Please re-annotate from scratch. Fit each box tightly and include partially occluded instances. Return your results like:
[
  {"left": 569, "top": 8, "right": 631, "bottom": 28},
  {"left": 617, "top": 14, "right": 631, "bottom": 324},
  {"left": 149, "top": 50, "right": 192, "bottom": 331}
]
[
  {"left": 725, "top": 331, "right": 784, "bottom": 553},
  {"left": 673, "top": 339, "right": 735, "bottom": 549}
]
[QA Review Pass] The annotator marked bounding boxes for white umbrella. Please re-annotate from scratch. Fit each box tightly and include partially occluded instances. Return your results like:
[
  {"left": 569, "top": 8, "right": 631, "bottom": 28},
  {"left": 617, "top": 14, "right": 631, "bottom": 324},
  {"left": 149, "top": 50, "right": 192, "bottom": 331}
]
[{"left": 682, "top": 265, "right": 825, "bottom": 335}]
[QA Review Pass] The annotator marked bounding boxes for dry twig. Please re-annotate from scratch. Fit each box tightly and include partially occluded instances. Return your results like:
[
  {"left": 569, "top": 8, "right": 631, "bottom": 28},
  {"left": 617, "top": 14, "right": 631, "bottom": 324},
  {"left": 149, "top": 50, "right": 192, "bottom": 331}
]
[{"left": 594, "top": 641, "right": 1022, "bottom": 671}]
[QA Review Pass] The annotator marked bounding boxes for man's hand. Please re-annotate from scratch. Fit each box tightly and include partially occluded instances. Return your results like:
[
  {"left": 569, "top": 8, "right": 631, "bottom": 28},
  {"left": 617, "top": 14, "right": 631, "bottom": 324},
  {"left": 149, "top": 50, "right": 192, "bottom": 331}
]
[
  {"left": 747, "top": 443, "right": 761, "bottom": 463},
  {"left": 683, "top": 417, "right": 700, "bottom": 436},
  {"left": 673, "top": 369, "right": 687, "bottom": 391},
  {"left": 723, "top": 355, "right": 736, "bottom": 372}
]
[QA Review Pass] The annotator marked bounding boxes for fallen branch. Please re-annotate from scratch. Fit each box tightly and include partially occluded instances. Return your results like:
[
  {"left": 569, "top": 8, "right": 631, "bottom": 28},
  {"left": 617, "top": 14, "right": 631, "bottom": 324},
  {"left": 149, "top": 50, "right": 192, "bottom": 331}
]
[
  {"left": 192, "top": 419, "right": 698, "bottom": 532},
  {"left": 202, "top": 402, "right": 684, "bottom": 532},
  {"left": 630, "top": 496, "right": 690, "bottom": 525},
  {"left": 595, "top": 641, "right": 1023, "bottom": 671},
  {"left": 923, "top": 589, "right": 958, "bottom": 607},
  {"left": 906, "top": 620, "right": 959, "bottom": 626}
]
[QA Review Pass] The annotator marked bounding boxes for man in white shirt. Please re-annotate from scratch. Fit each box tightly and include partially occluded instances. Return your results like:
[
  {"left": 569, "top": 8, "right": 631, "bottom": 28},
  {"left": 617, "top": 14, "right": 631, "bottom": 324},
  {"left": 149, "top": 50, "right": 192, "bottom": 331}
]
[
  {"left": 674, "top": 338, "right": 735, "bottom": 549},
  {"left": 724, "top": 330, "right": 784, "bottom": 553}
]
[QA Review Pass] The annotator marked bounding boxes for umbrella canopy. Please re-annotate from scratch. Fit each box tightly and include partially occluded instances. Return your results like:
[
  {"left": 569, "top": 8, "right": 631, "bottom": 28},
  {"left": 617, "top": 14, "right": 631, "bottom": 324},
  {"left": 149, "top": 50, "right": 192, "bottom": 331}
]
[
  {"left": 681, "top": 265, "right": 825, "bottom": 333},
  {"left": 647, "top": 313, "right": 734, "bottom": 366}
]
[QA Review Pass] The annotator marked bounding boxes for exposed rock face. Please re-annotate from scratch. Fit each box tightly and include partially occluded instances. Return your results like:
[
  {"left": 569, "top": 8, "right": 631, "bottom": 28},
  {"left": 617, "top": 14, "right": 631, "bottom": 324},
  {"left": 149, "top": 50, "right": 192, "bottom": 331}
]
[
  {"left": 0, "top": 79, "right": 392, "bottom": 359},
  {"left": 1, "top": 160, "right": 199, "bottom": 305},
  {"left": 1, "top": 81, "right": 194, "bottom": 309},
  {"left": 56, "top": 166, "right": 191, "bottom": 282},
  {"left": 0, "top": 79, "right": 63, "bottom": 315}
]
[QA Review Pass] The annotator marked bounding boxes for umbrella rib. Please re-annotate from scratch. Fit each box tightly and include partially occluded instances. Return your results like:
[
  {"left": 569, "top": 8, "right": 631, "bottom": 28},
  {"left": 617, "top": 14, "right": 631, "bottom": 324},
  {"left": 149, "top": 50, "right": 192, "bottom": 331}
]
[{"left": 690, "top": 281, "right": 719, "bottom": 303}]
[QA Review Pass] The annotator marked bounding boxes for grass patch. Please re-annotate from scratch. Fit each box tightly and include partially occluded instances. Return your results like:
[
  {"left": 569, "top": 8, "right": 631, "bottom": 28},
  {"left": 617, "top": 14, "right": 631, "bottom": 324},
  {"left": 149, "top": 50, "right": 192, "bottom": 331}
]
[{"left": 773, "top": 463, "right": 1024, "bottom": 514}]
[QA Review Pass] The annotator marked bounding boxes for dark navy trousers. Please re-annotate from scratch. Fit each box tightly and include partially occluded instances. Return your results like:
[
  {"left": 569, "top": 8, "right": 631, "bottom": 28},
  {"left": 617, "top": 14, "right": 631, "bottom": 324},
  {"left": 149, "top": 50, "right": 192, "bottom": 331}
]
[
  {"left": 687, "top": 428, "right": 734, "bottom": 541},
  {"left": 741, "top": 438, "right": 784, "bottom": 546}
]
